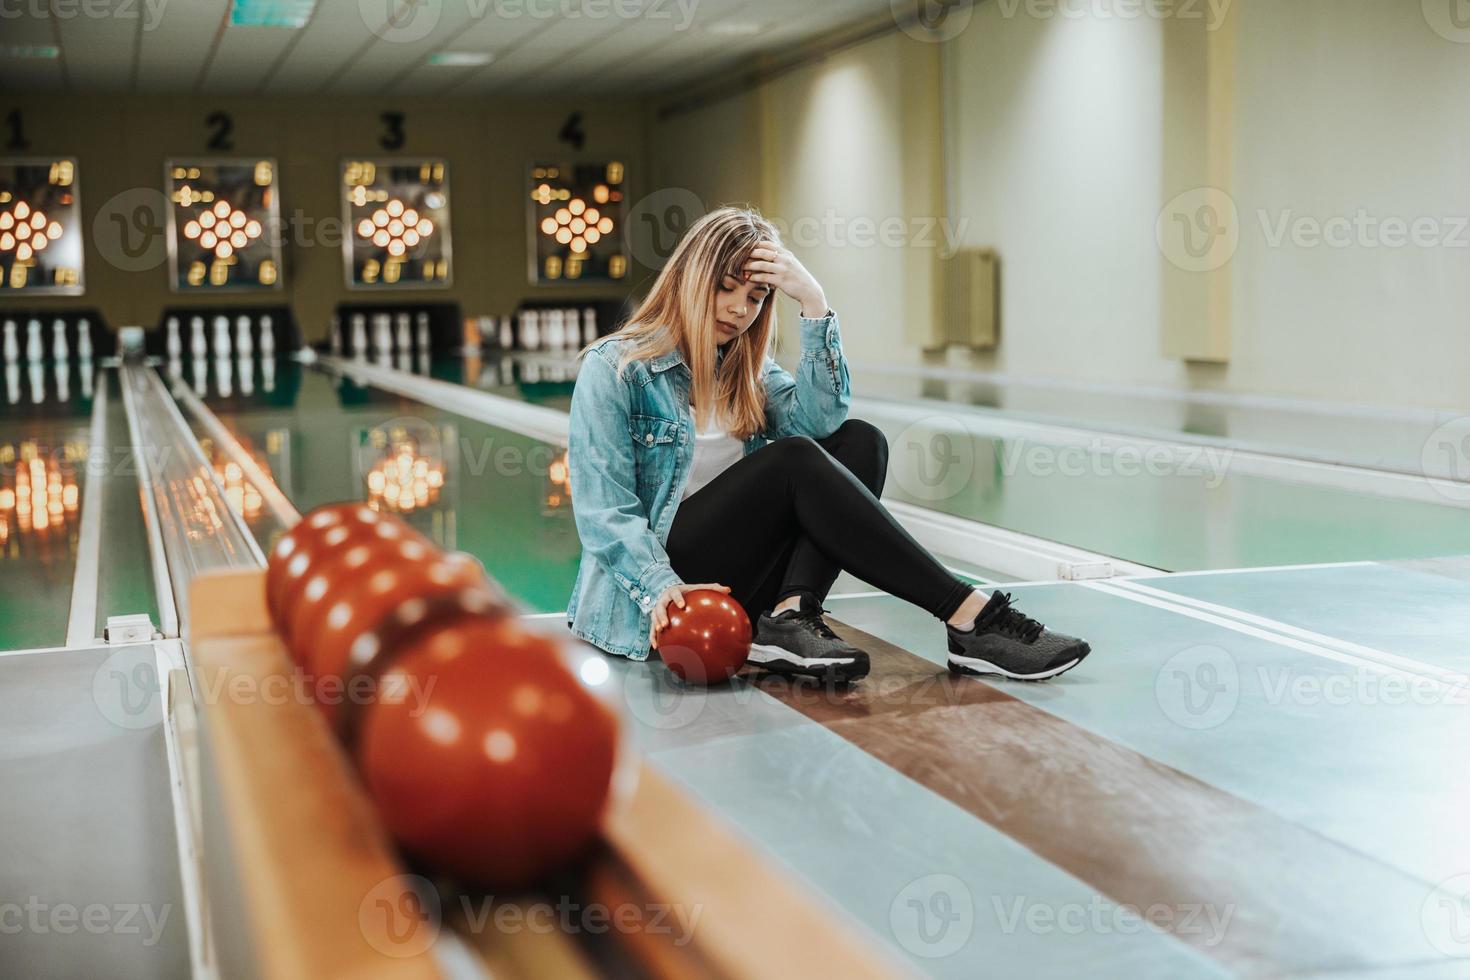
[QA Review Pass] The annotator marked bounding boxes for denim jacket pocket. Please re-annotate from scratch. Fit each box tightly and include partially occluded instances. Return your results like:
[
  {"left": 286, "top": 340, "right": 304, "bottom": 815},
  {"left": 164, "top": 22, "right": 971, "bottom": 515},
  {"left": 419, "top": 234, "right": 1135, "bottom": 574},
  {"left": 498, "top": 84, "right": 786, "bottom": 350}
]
[{"left": 628, "top": 413, "right": 679, "bottom": 447}]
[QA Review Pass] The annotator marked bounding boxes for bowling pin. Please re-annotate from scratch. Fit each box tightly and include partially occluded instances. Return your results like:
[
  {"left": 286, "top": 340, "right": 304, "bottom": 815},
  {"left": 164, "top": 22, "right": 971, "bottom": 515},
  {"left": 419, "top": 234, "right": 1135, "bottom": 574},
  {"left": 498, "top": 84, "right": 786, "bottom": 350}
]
[
  {"left": 190, "top": 317, "right": 208, "bottom": 359},
  {"left": 52, "top": 319, "right": 68, "bottom": 363},
  {"left": 213, "top": 316, "right": 232, "bottom": 359},
  {"left": 2, "top": 320, "right": 17, "bottom": 363},
  {"left": 239, "top": 355, "right": 254, "bottom": 397},
  {"left": 373, "top": 314, "right": 392, "bottom": 357},
  {"left": 563, "top": 308, "right": 581, "bottom": 350},
  {"left": 5, "top": 364, "right": 18, "bottom": 404},
  {"left": 582, "top": 308, "right": 598, "bottom": 346},
  {"left": 79, "top": 360, "right": 93, "bottom": 399},
  {"left": 329, "top": 315, "right": 342, "bottom": 356},
  {"left": 192, "top": 358, "right": 208, "bottom": 396},
  {"left": 498, "top": 315, "right": 514, "bottom": 350},
  {"left": 545, "top": 309, "right": 564, "bottom": 351},
  {"left": 54, "top": 362, "right": 69, "bottom": 403},
  {"left": 76, "top": 318, "right": 92, "bottom": 361},
  {"left": 259, "top": 315, "right": 275, "bottom": 357},
  {"left": 166, "top": 357, "right": 182, "bottom": 381},
  {"left": 29, "top": 362, "right": 45, "bottom": 403},
  {"left": 351, "top": 314, "right": 368, "bottom": 358},
  {"left": 215, "top": 357, "right": 233, "bottom": 399},
  {"left": 521, "top": 310, "right": 540, "bottom": 351},
  {"left": 395, "top": 313, "right": 411, "bottom": 355},
  {"left": 396, "top": 349, "right": 412, "bottom": 373},
  {"left": 416, "top": 312, "right": 431, "bottom": 354},
  {"left": 417, "top": 349, "right": 429, "bottom": 376},
  {"left": 26, "top": 319, "right": 44, "bottom": 363},
  {"left": 235, "top": 315, "right": 253, "bottom": 358},
  {"left": 262, "top": 355, "right": 276, "bottom": 393}
]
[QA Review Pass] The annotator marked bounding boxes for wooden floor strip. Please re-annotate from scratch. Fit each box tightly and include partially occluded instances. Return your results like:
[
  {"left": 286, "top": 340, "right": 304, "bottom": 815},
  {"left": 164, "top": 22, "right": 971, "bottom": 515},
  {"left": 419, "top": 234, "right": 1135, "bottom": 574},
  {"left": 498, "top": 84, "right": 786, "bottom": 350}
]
[{"left": 744, "top": 620, "right": 1446, "bottom": 977}]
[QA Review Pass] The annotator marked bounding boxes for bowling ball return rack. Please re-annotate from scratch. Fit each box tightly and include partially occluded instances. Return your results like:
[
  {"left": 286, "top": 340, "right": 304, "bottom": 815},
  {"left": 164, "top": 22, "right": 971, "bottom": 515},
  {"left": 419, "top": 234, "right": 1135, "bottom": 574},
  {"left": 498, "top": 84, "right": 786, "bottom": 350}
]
[{"left": 183, "top": 570, "right": 909, "bottom": 980}]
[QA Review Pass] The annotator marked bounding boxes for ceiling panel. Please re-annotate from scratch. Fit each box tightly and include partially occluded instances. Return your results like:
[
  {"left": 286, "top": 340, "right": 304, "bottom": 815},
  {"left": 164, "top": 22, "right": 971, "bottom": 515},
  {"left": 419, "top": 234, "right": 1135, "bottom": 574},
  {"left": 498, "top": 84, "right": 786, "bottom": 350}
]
[
  {"left": 135, "top": 1, "right": 230, "bottom": 93},
  {"left": 52, "top": 3, "right": 141, "bottom": 91},
  {"left": 0, "top": 12, "right": 65, "bottom": 93},
  {"left": 1, "top": 0, "right": 907, "bottom": 97}
]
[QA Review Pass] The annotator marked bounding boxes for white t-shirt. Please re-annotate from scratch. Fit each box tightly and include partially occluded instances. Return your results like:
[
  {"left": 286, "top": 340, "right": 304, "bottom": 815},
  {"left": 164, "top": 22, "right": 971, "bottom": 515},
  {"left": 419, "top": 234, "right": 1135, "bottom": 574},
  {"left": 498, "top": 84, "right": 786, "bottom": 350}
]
[{"left": 682, "top": 416, "right": 744, "bottom": 500}]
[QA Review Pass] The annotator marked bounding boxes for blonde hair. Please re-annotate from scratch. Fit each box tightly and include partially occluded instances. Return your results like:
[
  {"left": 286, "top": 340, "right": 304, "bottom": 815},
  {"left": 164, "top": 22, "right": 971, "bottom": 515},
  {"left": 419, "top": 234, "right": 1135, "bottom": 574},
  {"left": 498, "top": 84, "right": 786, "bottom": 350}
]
[{"left": 596, "top": 206, "right": 780, "bottom": 440}]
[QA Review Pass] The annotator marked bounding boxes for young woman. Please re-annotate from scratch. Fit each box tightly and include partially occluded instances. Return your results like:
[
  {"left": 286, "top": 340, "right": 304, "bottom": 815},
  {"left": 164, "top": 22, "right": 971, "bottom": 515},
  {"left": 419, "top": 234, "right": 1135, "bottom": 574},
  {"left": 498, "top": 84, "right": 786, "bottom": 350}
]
[{"left": 566, "top": 207, "right": 1090, "bottom": 683}]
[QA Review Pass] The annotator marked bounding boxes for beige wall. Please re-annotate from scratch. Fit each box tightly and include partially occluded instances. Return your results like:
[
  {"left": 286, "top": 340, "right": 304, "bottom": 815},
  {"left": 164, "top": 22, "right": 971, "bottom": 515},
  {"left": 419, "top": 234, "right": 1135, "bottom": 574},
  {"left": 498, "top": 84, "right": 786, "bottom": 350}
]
[
  {"left": 648, "top": 31, "right": 944, "bottom": 366},
  {"left": 649, "top": 0, "right": 1470, "bottom": 411},
  {"left": 2, "top": 94, "right": 649, "bottom": 341}
]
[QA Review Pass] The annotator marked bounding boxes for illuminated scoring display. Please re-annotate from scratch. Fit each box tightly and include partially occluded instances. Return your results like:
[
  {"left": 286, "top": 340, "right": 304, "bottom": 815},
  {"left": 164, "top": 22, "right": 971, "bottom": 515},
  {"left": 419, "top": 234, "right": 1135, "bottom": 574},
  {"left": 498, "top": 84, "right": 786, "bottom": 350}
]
[
  {"left": 168, "top": 160, "right": 280, "bottom": 290},
  {"left": 356, "top": 198, "right": 435, "bottom": 258},
  {"left": 342, "top": 159, "right": 451, "bottom": 288},
  {"left": 529, "top": 162, "right": 627, "bottom": 282},
  {"left": 0, "top": 201, "right": 63, "bottom": 263},
  {"left": 0, "top": 158, "right": 82, "bottom": 292},
  {"left": 183, "top": 200, "right": 264, "bottom": 260}
]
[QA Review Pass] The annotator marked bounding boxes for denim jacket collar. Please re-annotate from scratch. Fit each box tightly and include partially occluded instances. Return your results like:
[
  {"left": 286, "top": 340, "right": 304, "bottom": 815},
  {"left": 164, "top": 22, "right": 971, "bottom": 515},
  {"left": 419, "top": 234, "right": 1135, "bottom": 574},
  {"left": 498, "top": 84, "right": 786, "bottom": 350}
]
[
  {"left": 648, "top": 349, "right": 686, "bottom": 373},
  {"left": 648, "top": 344, "right": 729, "bottom": 375}
]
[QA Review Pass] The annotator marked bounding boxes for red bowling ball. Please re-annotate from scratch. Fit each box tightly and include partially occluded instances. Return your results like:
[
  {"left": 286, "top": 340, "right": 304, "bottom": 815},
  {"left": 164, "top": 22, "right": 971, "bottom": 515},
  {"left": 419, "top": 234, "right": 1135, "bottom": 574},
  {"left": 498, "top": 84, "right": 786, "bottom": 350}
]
[
  {"left": 353, "top": 612, "right": 621, "bottom": 889},
  {"left": 302, "top": 552, "right": 494, "bottom": 728},
  {"left": 657, "top": 590, "right": 752, "bottom": 685},
  {"left": 266, "top": 503, "right": 385, "bottom": 628},
  {"left": 282, "top": 534, "right": 440, "bottom": 665},
  {"left": 273, "top": 516, "right": 430, "bottom": 653}
]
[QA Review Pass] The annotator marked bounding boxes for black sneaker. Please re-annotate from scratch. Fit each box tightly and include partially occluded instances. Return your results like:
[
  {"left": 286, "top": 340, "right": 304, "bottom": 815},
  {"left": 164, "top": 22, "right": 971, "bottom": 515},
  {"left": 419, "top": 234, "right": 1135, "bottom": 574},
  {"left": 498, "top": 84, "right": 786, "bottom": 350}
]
[
  {"left": 750, "top": 596, "right": 871, "bottom": 682},
  {"left": 947, "top": 592, "right": 1091, "bottom": 681}
]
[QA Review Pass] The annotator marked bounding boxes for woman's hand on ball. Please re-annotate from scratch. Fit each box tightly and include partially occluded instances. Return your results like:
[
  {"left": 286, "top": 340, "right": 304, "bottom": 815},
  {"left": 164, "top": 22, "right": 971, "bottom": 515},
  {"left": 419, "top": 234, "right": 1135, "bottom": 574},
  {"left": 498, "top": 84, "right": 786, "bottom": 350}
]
[{"left": 649, "top": 582, "right": 731, "bottom": 648}]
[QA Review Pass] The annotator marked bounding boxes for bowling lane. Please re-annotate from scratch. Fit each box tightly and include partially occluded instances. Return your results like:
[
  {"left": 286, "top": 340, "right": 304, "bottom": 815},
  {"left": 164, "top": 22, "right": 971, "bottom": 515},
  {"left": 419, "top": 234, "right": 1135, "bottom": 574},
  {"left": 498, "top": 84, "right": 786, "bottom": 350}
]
[
  {"left": 0, "top": 367, "right": 164, "bottom": 650},
  {"left": 851, "top": 362, "right": 1464, "bottom": 480},
  {"left": 169, "top": 360, "right": 579, "bottom": 613},
  {"left": 402, "top": 353, "right": 1470, "bottom": 575},
  {"left": 863, "top": 400, "right": 1470, "bottom": 572},
  {"left": 0, "top": 365, "right": 97, "bottom": 649}
]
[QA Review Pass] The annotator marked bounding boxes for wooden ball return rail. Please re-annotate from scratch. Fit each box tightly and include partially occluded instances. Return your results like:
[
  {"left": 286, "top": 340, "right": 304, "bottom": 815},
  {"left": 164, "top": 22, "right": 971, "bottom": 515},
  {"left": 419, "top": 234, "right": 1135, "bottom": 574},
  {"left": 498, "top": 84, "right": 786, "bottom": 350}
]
[{"left": 185, "top": 569, "right": 912, "bottom": 979}]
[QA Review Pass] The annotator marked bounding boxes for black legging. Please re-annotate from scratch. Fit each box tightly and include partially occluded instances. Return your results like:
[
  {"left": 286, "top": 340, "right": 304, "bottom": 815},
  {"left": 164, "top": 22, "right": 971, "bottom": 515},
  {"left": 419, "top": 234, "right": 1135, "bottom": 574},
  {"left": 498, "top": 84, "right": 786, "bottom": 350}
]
[{"left": 666, "top": 419, "right": 974, "bottom": 621}]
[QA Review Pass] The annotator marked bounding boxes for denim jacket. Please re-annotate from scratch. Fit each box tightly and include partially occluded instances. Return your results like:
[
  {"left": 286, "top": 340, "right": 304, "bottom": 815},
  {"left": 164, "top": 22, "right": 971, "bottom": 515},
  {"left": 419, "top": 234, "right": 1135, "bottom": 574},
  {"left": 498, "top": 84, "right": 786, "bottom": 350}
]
[{"left": 566, "top": 312, "right": 851, "bottom": 659}]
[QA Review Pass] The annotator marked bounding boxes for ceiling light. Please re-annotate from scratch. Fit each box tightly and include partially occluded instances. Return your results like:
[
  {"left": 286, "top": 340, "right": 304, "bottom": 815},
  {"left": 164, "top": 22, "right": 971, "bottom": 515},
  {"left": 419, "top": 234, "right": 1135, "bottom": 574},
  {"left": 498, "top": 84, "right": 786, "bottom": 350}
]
[
  {"left": 2, "top": 45, "right": 60, "bottom": 59},
  {"left": 706, "top": 22, "right": 764, "bottom": 37},
  {"left": 230, "top": 0, "right": 317, "bottom": 28},
  {"left": 428, "top": 52, "right": 493, "bottom": 67}
]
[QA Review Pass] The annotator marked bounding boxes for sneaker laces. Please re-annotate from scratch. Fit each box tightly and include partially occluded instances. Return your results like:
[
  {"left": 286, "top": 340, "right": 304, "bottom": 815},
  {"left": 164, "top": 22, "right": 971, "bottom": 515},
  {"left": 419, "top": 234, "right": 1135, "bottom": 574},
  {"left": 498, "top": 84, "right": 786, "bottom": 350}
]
[
  {"left": 779, "top": 604, "right": 839, "bottom": 639},
  {"left": 795, "top": 607, "right": 839, "bottom": 639},
  {"left": 981, "top": 593, "right": 1045, "bottom": 643}
]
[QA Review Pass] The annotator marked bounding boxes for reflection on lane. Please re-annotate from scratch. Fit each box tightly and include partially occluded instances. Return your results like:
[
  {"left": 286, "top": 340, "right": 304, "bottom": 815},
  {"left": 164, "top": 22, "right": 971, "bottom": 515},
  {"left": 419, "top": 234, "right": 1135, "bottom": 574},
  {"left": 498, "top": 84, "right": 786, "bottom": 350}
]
[
  {"left": 0, "top": 413, "right": 92, "bottom": 649},
  {"left": 184, "top": 360, "right": 580, "bottom": 613}
]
